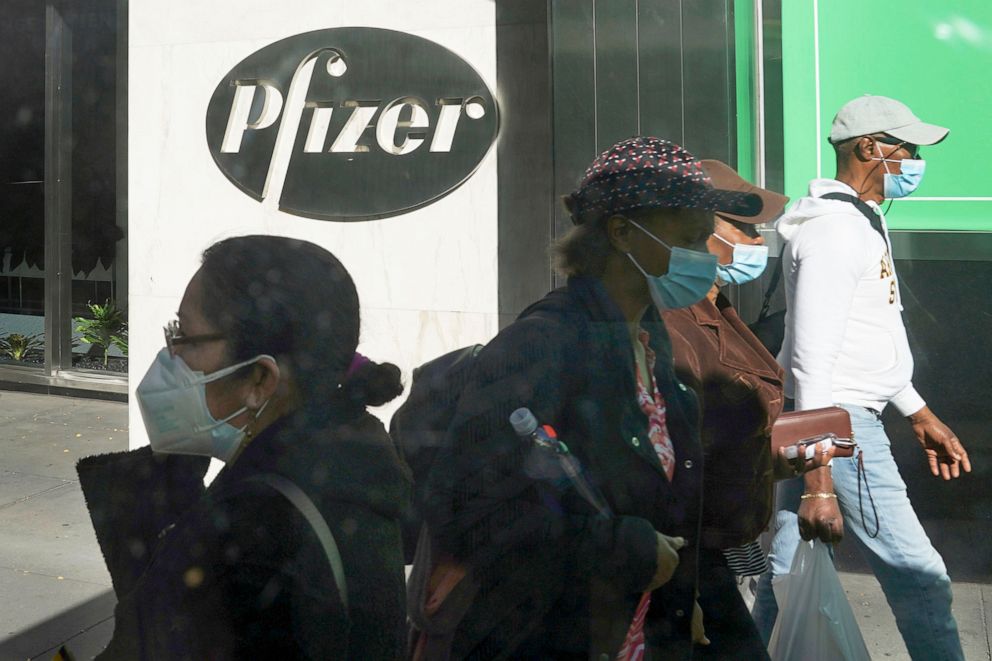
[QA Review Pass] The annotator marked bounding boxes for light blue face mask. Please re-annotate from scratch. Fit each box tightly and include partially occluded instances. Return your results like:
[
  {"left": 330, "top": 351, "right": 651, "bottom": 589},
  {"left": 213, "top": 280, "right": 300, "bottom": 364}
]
[
  {"left": 626, "top": 219, "right": 718, "bottom": 310},
  {"left": 711, "top": 232, "right": 769, "bottom": 285},
  {"left": 873, "top": 144, "right": 926, "bottom": 199},
  {"left": 136, "top": 348, "right": 276, "bottom": 462}
]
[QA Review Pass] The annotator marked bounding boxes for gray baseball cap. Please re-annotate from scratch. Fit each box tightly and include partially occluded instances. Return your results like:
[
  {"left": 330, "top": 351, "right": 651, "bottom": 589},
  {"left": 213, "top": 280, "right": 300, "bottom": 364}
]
[{"left": 829, "top": 95, "right": 949, "bottom": 146}]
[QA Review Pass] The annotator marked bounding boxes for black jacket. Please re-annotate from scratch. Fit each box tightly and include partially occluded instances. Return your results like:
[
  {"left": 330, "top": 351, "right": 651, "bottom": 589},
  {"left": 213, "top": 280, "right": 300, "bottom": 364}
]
[
  {"left": 78, "top": 409, "right": 411, "bottom": 660},
  {"left": 426, "top": 276, "right": 704, "bottom": 660}
]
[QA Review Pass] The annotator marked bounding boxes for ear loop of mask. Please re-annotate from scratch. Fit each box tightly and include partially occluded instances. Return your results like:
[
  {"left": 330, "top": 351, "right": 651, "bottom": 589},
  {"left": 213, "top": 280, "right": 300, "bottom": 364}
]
[
  {"left": 627, "top": 218, "right": 675, "bottom": 253},
  {"left": 199, "top": 356, "right": 278, "bottom": 435},
  {"left": 241, "top": 357, "right": 279, "bottom": 438},
  {"left": 624, "top": 218, "right": 671, "bottom": 277},
  {"left": 852, "top": 138, "right": 895, "bottom": 214},
  {"left": 872, "top": 141, "right": 901, "bottom": 214},
  {"left": 711, "top": 232, "right": 735, "bottom": 249}
]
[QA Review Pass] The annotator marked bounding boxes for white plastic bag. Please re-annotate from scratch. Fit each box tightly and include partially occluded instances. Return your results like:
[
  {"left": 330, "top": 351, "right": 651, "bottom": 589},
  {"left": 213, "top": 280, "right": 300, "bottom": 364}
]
[{"left": 767, "top": 540, "right": 871, "bottom": 661}]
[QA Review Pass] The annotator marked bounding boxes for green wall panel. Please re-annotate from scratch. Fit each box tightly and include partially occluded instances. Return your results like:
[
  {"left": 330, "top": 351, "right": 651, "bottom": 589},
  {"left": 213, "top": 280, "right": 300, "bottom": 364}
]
[
  {"left": 782, "top": 0, "right": 992, "bottom": 231},
  {"left": 734, "top": 0, "right": 756, "bottom": 184}
]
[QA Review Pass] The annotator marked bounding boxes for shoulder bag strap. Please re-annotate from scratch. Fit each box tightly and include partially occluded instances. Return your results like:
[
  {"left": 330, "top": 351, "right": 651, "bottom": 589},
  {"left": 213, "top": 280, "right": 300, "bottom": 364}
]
[
  {"left": 757, "top": 243, "right": 786, "bottom": 322},
  {"left": 819, "top": 192, "right": 887, "bottom": 241},
  {"left": 248, "top": 474, "right": 349, "bottom": 613}
]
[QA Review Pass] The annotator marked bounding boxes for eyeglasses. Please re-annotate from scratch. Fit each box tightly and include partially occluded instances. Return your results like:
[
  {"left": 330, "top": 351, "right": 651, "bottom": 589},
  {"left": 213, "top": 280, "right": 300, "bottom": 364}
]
[
  {"left": 164, "top": 319, "right": 226, "bottom": 357},
  {"left": 873, "top": 134, "right": 921, "bottom": 160}
]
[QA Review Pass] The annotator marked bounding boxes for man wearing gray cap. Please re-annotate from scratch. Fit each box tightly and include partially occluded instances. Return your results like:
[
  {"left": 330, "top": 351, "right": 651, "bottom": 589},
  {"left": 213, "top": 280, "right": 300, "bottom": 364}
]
[{"left": 752, "top": 95, "right": 970, "bottom": 659}]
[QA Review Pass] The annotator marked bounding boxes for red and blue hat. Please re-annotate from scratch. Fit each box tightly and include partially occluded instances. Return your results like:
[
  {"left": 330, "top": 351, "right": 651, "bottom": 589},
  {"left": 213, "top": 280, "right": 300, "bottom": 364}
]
[{"left": 567, "top": 137, "right": 763, "bottom": 225}]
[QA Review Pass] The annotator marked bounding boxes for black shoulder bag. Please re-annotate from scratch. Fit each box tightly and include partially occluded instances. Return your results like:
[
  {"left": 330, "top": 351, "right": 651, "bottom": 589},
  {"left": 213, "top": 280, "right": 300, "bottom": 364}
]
[{"left": 748, "top": 244, "right": 787, "bottom": 357}]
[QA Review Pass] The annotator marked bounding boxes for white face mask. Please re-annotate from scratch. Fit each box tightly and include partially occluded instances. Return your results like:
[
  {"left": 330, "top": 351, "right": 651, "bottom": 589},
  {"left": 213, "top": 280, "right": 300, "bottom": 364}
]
[{"left": 136, "top": 348, "right": 276, "bottom": 462}]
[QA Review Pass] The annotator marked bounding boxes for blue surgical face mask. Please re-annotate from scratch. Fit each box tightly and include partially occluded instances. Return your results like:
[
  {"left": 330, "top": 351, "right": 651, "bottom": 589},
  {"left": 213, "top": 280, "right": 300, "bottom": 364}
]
[
  {"left": 873, "top": 143, "right": 926, "bottom": 199},
  {"left": 625, "top": 219, "right": 718, "bottom": 310},
  {"left": 711, "top": 232, "right": 769, "bottom": 285}
]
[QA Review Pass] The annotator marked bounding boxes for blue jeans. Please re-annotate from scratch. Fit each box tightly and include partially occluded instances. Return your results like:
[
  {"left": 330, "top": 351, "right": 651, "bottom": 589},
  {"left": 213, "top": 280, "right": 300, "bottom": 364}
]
[{"left": 752, "top": 405, "right": 963, "bottom": 661}]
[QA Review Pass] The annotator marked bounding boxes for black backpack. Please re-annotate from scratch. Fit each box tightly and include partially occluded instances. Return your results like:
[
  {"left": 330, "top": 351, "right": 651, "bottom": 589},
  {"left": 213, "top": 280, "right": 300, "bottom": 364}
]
[{"left": 389, "top": 344, "right": 483, "bottom": 562}]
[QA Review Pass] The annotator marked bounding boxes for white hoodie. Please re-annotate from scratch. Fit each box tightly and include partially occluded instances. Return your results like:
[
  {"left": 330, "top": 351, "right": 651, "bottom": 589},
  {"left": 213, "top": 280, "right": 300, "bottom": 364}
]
[{"left": 776, "top": 178, "right": 925, "bottom": 416}]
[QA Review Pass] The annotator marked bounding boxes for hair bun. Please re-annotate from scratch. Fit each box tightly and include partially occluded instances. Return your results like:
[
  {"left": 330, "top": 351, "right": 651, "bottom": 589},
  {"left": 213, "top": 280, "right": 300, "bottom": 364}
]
[{"left": 341, "top": 359, "right": 404, "bottom": 408}]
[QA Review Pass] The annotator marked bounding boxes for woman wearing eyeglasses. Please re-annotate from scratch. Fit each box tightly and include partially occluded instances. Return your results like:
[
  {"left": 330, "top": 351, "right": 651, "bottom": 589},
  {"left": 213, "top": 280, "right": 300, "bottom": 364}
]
[{"left": 77, "top": 235, "right": 411, "bottom": 660}]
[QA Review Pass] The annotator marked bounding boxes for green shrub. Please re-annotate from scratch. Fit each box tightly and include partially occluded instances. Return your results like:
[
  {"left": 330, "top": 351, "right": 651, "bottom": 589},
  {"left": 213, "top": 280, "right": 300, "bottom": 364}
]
[
  {"left": 0, "top": 333, "right": 44, "bottom": 362},
  {"left": 74, "top": 300, "right": 128, "bottom": 366}
]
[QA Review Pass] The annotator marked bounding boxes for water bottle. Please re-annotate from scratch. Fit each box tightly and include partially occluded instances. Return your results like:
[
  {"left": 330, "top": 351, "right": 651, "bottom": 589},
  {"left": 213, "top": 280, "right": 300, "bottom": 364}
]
[
  {"left": 510, "top": 408, "right": 566, "bottom": 453},
  {"left": 510, "top": 407, "right": 611, "bottom": 517}
]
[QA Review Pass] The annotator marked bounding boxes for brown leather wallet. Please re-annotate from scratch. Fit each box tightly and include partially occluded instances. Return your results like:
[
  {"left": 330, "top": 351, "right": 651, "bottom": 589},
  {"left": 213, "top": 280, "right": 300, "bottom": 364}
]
[{"left": 771, "top": 406, "right": 855, "bottom": 458}]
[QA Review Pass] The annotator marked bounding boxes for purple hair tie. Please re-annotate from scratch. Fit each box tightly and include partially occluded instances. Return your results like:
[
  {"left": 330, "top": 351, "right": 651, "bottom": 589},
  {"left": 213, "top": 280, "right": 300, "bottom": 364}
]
[{"left": 346, "top": 352, "right": 371, "bottom": 378}]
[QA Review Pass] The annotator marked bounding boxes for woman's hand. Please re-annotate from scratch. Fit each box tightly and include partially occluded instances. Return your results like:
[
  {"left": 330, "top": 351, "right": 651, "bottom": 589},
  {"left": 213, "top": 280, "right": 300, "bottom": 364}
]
[{"left": 645, "top": 533, "right": 685, "bottom": 591}]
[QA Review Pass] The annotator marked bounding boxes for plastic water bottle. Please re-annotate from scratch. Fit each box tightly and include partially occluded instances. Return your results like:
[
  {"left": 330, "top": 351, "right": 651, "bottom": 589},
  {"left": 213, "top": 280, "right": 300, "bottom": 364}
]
[
  {"left": 510, "top": 408, "right": 565, "bottom": 453},
  {"left": 510, "top": 407, "right": 611, "bottom": 517}
]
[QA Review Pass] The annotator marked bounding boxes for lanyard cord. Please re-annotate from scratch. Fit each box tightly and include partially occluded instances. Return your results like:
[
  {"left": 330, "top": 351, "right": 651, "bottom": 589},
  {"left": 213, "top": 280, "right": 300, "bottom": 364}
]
[{"left": 857, "top": 450, "right": 880, "bottom": 539}]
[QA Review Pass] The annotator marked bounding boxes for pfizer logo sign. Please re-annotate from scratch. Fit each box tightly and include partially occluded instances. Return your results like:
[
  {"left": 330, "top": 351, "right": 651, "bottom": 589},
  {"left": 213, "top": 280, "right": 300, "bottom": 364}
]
[{"left": 206, "top": 28, "right": 498, "bottom": 221}]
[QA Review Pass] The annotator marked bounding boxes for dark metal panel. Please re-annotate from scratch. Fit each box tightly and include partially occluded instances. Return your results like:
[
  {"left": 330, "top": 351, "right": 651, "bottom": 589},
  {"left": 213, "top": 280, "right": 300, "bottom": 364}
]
[
  {"left": 115, "top": 0, "right": 128, "bottom": 313},
  {"left": 44, "top": 4, "right": 73, "bottom": 373},
  {"left": 636, "top": 0, "right": 685, "bottom": 144},
  {"left": 496, "top": 0, "right": 555, "bottom": 322},
  {"left": 761, "top": 0, "right": 784, "bottom": 192},
  {"left": 847, "top": 257, "right": 992, "bottom": 582},
  {"left": 756, "top": 228, "right": 992, "bottom": 263},
  {"left": 889, "top": 231, "right": 992, "bottom": 262},
  {"left": 593, "top": 0, "right": 639, "bottom": 151},
  {"left": 551, "top": 0, "right": 597, "bottom": 245},
  {"left": 679, "top": 0, "right": 736, "bottom": 163}
]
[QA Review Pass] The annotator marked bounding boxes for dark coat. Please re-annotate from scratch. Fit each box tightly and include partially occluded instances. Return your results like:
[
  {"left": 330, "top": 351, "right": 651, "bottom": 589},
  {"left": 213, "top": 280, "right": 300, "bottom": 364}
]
[
  {"left": 77, "top": 409, "right": 412, "bottom": 660},
  {"left": 663, "top": 293, "right": 785, "bottom": 549},
  {"left": 426, "top": 276, "right": 704, "bottom": 660}
]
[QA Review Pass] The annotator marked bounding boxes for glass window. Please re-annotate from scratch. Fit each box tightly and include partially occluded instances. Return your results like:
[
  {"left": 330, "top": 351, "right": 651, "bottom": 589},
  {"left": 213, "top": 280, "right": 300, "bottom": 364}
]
[
  {"left": 0, "top": 0, "right": 125, "bottom": 378},
  {"left": 0, "top": 1, "right": 47, "bottom": 368}
]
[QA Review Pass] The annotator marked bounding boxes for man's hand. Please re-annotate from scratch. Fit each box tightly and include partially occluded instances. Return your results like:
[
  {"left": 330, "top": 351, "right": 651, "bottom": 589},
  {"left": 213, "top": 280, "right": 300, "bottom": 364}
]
[
  {"left": 645, "top": 533, "right": 685, "bottom": 591},
  {"left": 798, "top": 494, "right": 843, "bottom": 543},
  {"left": 773, "top": 438, "right": 837, "bottom": 479},
  {"left": 797, "top": 466, "right": 843, "bottom": 543},
  {"left": 691, "top": 599, "right": 710, "bottom": 646},
  {"left": 908, "top": 406, "right": 972, "bottom": 480}
]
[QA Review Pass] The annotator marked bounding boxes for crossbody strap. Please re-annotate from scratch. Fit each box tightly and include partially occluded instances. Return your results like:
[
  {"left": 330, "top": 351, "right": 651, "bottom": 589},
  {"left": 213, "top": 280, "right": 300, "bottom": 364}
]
[
  {"left": 757, "top": 243, "right": 786, "bottom": 321},
  {"left": 758, "top": 193, "right": 888, "bottom": 321},
  {"left": 248, "top": 474, "right": 349, "bottom": 613},
  {"left": 819, "top": 192, "right": 887, "bottom": 240}
]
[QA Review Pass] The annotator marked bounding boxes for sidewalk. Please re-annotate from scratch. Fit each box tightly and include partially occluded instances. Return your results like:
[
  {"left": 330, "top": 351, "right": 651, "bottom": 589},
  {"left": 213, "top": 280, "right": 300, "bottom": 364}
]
[
  {"left": 0, "top": 389, "right": 989, "bottom": 660},
  {"left": 0, "top": 390, "right": 123, "bottom": 660}
]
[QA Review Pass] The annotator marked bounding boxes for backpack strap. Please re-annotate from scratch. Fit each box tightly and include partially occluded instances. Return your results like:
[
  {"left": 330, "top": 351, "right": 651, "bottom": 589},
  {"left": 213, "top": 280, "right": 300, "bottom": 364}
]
[
  {"left": 819, "top": 192, "right": 887, "bottom": 241},
  {"left": 247, "top": 474, "right": 349, "bottom": 613}
]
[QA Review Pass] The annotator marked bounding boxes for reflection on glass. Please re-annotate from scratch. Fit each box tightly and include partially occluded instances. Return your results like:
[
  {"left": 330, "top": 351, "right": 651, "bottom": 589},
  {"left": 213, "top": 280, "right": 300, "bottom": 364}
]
[
  {"left": 68, "top": 0, "right": 126, "bottom": 374},
  {"left": 0, "top": 1, "right": 46, "bottom": 367}
]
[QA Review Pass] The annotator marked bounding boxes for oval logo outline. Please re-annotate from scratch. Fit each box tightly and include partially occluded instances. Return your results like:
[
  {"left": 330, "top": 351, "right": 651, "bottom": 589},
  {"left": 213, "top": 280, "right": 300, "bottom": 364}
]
[{"left": 205, "top": 27, "right": 500, "bottom": 222}]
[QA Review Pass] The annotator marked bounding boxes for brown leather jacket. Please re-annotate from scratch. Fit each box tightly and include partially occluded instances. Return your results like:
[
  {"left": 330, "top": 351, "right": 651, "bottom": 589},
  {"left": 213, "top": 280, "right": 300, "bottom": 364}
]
[{"left": 663, "top": 292, "right": 784, "bottom": 550}]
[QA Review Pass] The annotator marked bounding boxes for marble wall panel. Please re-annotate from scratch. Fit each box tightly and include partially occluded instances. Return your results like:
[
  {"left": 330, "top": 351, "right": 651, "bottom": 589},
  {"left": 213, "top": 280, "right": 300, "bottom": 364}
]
[{"left": 129, "top": 1, "right": 499, "bottom": 446}]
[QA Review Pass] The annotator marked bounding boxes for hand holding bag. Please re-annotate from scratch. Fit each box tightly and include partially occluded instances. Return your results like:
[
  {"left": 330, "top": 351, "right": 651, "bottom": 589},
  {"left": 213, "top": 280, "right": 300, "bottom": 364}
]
[
  {"left": 768, "top": 540, "right": 871, "bottom": 661},
  {"left": 771, "top": 407, "right": 855, "bottom": 474}
]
